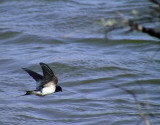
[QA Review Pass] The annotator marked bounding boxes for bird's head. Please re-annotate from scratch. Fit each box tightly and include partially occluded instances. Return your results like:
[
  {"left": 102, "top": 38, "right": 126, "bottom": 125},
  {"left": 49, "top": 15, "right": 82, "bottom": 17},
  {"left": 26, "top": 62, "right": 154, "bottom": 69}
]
[{"left": 55, "top": 85, "right": 62, "bottom": 92}]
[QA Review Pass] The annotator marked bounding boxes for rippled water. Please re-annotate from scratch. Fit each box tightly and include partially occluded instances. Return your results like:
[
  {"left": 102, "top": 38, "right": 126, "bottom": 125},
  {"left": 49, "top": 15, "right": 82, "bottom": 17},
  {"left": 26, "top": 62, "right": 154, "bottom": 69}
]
[{"left": 1, "top": 0, "right": 160, "bottom": 125}]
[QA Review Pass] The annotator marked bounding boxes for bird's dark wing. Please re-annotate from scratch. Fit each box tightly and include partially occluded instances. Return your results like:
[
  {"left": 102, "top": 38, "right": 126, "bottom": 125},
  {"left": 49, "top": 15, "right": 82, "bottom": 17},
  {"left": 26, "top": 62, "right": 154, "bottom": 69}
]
[
  {"left": 40, "top": 62, "right": 55, "bottom": 83},
  {"left": 22, "top": 68, "right": 43, "bottom": 82}
]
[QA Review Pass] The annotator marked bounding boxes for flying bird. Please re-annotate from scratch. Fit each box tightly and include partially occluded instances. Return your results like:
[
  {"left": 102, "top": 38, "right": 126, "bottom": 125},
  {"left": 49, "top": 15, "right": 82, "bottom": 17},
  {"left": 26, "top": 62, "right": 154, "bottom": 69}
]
[{"left": 22, "top": 62, "right": 62, "bottom": 96}]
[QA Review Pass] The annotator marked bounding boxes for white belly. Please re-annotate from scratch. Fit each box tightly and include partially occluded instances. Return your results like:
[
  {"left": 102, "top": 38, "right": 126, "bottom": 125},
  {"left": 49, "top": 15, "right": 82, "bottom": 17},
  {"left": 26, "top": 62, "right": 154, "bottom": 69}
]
[{"left": 41, "top": 86, "right": 56, "bottom": 95}]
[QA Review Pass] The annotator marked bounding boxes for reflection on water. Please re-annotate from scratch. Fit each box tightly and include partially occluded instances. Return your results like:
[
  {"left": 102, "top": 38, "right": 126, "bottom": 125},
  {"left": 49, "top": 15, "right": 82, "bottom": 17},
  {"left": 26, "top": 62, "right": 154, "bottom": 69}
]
[{"left": 0, "top": 0, "right": 160, "bottom": 125}]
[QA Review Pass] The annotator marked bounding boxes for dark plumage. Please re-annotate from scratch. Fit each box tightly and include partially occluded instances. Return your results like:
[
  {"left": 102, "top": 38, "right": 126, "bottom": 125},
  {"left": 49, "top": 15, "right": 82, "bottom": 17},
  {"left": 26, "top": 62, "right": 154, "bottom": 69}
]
[{"left": 22, "top": 62, "right": 62, "bottom": 96}]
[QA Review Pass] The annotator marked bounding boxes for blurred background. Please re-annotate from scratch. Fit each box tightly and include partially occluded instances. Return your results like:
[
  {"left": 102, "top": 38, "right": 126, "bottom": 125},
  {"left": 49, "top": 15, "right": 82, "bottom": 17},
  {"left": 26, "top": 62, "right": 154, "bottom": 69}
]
[{"left": 0, "top": 0, "right": 160, "bottom": 125}]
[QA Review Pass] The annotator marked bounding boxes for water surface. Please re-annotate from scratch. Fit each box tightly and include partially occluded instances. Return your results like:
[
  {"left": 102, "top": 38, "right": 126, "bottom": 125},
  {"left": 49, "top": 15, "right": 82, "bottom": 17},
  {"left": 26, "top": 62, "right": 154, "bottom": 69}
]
[{"left": 0, "top": 0, "right": 160, "bottom": 125}]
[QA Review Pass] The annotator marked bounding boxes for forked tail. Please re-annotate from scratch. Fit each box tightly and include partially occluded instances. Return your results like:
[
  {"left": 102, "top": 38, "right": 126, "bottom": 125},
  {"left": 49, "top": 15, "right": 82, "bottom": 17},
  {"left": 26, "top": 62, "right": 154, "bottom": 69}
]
[{"left": 21, "top": 91, "right": 33, "bottom": 96}]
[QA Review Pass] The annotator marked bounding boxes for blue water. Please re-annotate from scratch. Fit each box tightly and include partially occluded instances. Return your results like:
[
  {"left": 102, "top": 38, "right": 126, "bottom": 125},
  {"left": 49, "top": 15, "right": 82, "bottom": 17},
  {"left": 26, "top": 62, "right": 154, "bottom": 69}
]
[{"left": 0, "top": 0, "right": 160, "bottom": 125}]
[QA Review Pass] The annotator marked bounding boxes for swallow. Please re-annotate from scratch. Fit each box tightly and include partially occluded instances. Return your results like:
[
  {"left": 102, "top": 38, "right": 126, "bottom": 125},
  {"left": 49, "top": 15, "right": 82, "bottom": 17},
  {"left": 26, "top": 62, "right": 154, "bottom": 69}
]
[{"left": 22, "top": 62, "right": 62, "bottom": 96}]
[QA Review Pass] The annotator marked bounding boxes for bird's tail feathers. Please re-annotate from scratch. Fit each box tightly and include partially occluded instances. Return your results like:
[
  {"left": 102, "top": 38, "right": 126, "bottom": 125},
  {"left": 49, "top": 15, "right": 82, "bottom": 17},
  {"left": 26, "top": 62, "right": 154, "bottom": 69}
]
[{"left": 21, "top": 91, "right": 34, "bottom": 96}]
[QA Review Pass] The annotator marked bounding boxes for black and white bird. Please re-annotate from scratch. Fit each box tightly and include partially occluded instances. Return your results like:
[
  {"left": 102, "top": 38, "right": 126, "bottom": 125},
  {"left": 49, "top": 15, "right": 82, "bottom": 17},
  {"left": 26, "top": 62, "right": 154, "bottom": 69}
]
[{"left": 22, "top": 62, "right": 62, "bottom": 96}]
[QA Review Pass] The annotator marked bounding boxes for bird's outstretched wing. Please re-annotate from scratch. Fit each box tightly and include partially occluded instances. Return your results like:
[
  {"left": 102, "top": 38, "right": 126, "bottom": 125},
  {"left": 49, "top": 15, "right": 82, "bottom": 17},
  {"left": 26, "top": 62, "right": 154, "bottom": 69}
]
[
  {"left": 22, "top": 68, "right": 43, "bottom": 82},
  {"left": 40, "top": 62, "right": 55, "bottom": 83}
]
